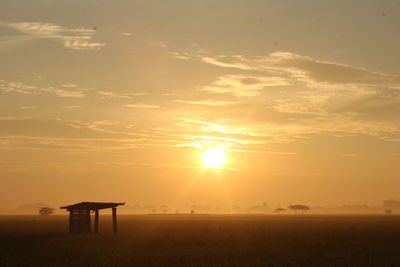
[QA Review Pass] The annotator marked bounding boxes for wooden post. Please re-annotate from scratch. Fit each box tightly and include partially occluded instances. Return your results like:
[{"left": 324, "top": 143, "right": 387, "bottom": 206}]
[
  {"left": 86, "top": 210, "right": 92, "bottom": 233},
  {"left": 94, "top": 209, "right": 99, "bottom": 234},
  {"left": 69, "top": 210, "right": 73, "bottom": 233},
  {"left": 112, "top": 207, "right": 117, "bottom": 234}
]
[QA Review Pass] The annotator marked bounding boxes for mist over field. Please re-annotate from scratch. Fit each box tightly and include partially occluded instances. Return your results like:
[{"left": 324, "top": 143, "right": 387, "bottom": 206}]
[{"left": 3, "top": 199, "right": 400, "bottom": 215}]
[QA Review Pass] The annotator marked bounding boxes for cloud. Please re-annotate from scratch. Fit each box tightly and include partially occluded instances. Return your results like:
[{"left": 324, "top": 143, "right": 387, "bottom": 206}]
[
  {"left": 202, "top": 52, "right": 400, "bottom": 90},
  {"left": 0, "top": 21, "right": 105, "bottom": 50},
  {"left": 20, "top": 106, "right": 37, "bottom": 110},
  {"left": 0, "top": 80, "right": 35, "bottom": 94},
  {"left": 158, "top": 41, "right": 168, "bottom": 48},
  {"left": 0, "top": 117, "right": 223, "bottom": 153},
  {"left": 53, "top": 89, "right": 85, "bottom": 98},
  {"left": 203, "top": 55, "right": 257, "bottom": 70},
  {"left": 63, "top": 106, "right": 81, "bottom": 109},
  {"left": 97, "top": 91, "right": 132, "bottom": 99},
  {"left": 0, "top": 118, "right": 139, "bottom": 152},
  {"left": 0, "top": 79, "right": 87, "bottom": 98},
  {"left": 126, "top": 104, "right": 160, "bottom": 109},
  {"left": 61, "top": 83, "right": 78, "bottom": 88},
  {"left": 174, "top": 99, "right": 236, "bottom": 106},
  {"left": 199, "top": 51, "right": 400, "bottom": 137},
  {"left": 169, "top": 52, "right": 191, "bottom": 60},
  {"left": 201, "top": 74, "right": 288, "bottom": 97},
  {"left": 0, "top": 118, "right": 112, "bottom": 138},
  {"left": 97, "top": 91, "right": 148, "bottom": 99}
]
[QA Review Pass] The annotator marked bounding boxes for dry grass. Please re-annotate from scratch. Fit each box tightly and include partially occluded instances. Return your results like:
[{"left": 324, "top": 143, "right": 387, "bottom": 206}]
[{"left": 1, "top": 214, "right": 400, "bottom": 266}]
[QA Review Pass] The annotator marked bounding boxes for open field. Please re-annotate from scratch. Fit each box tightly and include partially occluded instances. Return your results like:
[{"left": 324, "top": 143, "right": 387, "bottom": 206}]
[{"left": 1, "top": 215, "right": 400, "bottom": 266}]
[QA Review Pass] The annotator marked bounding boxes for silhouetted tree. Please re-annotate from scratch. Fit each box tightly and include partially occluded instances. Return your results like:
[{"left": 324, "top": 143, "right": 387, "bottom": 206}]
[
  {"left": 39, "top": 207, "right": 55, "bottom": 216},
  {"left": 288, "top": 204, "right": 310, "bottom": 213},
  {"left": 273, "top": 208, "right": 286, "bottom": 214},
  {"left": 384, "top": 209, "right": 393, "bottom": 215},
  {"left": 159, "top": 205, "right": 168, "bottom": 213},
  {"left": 383, "top": 199, "right": 400, "bottom": 209}
]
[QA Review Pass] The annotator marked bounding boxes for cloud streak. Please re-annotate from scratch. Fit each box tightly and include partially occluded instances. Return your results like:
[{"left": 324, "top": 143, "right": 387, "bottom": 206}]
[
  {"left": 203, "top": 52, "right": 400, "bottom": 90},
  {"left": 0, "top": 80, "right": 87, "bottom": 98},
  {"left": 0, "top": 21, "right": 105, "bottom": 50},
  {"left": 126, "top": 104, "right": 160, "bottom": 109},
  {"left": 174, "top": 99, "right": 236, "bottom": 106},
  {"left": 201, "top": 74, "right": 288, "bottom": 97}
]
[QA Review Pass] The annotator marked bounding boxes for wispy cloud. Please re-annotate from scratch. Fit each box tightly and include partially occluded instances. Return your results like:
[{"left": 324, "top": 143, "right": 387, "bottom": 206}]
[
  {"left": 169, "top": 51, "right": 191, "bottom": 60},
  {"left": 198, "top": 51, "right": 400, "bottom": 140},
  {"left": 53, "top": 89, "right": 85, "bottom": 98},
  {"left": 201, "top": 74, "right": 288, "bottom": 97},
  {"left": 157, "top": 41, "right": 168, "bottom": 48},
  {"left": 0, "top": 21, "right": 105, "bottom": 50},
  {"left": 126, "top": 104, "right": 160, "bottom": 109},
  {"left": 61, "top": 83, "right": 78, "bottom": 88},
  {"left": 0, "top": 80, "right": 35, "bottom": 94},
  {"left": 174, "top": 99, "right": 236, "bottom": 106},
  {"left": 97, "top": 91, "right": 131, "bottom": 99},
  {"left": 63, "top": 106, "right": 81, "bottom": 109},
  {"left": 97, "top": 91, "right": 148, "bottom": 99},
  {"left": 203, "top": 52, "right": 400, "bottom": 90},
  {"left": 0, "top": 79, "right": 87, "bottom": 98}
]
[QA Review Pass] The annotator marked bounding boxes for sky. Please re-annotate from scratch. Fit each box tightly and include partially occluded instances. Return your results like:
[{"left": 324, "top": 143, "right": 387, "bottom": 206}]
[{"left": 1, "top": 0, "right": 400, "bottom": 211}]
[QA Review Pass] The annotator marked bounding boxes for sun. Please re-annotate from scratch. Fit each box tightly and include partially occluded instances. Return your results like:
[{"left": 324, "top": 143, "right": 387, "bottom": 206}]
[{"left": 201, "top": 148, "right": 227, "bottom": 168}]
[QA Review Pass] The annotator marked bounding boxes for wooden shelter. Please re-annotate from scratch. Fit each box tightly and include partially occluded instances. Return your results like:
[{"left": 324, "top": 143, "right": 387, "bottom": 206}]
[{"left": 60, "top": 202, "right": 125, "bottom": 234}]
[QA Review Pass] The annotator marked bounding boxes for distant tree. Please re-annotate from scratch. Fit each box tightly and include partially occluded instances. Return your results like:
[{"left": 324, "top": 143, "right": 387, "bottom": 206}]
[
  {"left": 288, "top": 204, "right": 310, "bottom": 213},
  {"left": 273, "top": 208, "right": 286, "bottom": 214},
  {"left": 384, "top": 209, "right": 393, "bottom": 215},
  {"left": 39, "top": 207, "right": 55, "bottom": 216},
  {"left": 383, "top": 199, "right": 400, "bottom": 209},
  {"left": 190, "top": 205, "right": 198, "bottom": 214},
  {"left": 160, "top": 205, "right": 168, "bottom": 213}
]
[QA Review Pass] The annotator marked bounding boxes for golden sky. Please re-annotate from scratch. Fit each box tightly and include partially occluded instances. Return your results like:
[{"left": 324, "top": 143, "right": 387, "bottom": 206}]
[{"left": 1, "top": 0, "right": 399, "bottom": 209}]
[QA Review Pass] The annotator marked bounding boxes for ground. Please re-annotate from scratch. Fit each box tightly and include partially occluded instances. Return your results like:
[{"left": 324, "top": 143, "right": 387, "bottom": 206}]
[{"left": 1, "top": 214, "right": 400, "bottom": 266}]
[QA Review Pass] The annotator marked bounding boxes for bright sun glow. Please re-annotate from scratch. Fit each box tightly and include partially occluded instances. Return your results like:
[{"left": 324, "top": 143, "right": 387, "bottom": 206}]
[{"left": 201, "top": 148, "right": 227, "bottom": 168}]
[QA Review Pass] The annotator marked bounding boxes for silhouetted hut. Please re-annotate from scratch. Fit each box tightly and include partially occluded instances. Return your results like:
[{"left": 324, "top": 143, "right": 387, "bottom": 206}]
[{"left": 60, "top": 202, "right": 125, "bottom": 234}]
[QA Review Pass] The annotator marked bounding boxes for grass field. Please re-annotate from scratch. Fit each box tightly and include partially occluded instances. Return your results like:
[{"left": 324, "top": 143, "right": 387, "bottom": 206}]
[{"left": 1, "top": 214, "right": 400, "bottom": 266}]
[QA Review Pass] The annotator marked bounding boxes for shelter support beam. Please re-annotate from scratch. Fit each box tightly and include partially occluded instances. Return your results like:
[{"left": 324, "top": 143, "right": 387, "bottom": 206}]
[
  {"left": 94, "top": 209, "right": 99, "bottom": 234},
  {"left": 112, "top": 207, "right": 117, "bottom": 234},
  {"left": 69, "top": 210, "right": 73, "bottom": 233},
  {"left": 86, "top": 210, "right": 92, "bottom": 233}
]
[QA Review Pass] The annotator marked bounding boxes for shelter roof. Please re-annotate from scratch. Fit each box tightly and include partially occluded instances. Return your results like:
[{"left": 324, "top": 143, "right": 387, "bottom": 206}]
[{"left": 60, "top": 202, "right": 125, "bottom": 211}]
